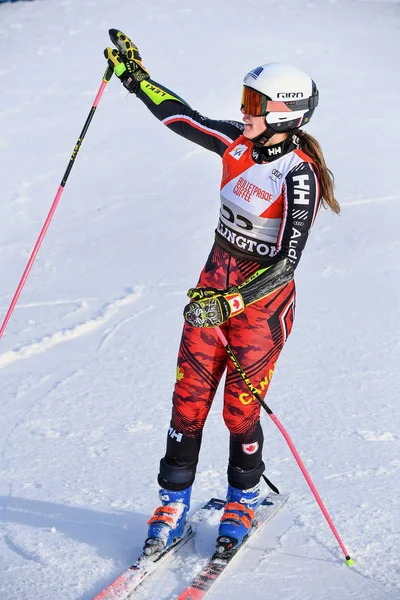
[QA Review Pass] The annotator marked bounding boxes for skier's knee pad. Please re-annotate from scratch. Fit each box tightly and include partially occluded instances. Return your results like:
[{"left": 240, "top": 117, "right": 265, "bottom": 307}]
[
  {"left": 158, "top": 457, "right": 197, "bottom": 491},
  {"left": 227, "top": 460, "right": 265, "bottom": 490}
]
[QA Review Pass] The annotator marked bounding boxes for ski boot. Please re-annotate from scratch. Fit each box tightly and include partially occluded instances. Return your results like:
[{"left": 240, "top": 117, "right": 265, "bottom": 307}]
[
  {"left": 143, "top": 486, "right": 192, "bottom": 556},
  {"left": 216, "top": 483, "right": 260, "bottom": 557}
]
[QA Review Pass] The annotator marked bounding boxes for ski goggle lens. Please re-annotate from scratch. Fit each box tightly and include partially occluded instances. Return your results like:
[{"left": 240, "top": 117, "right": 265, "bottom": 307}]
[{"left": 241, "top": 86, "right": 269, "bottom": 116}]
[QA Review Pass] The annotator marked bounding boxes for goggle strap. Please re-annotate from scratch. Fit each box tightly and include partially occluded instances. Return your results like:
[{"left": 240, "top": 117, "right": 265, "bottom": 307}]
[{"left": 242, "top": 86, "right": 319, "bottom": 115}]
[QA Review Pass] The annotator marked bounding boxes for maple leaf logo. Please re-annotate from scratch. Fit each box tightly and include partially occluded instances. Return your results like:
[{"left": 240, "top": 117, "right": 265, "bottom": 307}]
[
  {"left": 176, "top": 366, "right": 184, "bottom": 381},
  {"left": 242, "top": 442, "right": 259, "bottom": 455}
]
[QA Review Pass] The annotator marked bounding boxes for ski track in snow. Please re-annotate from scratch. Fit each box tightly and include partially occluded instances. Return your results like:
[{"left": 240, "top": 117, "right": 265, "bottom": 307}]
[
  {"left": 97, "top": 304, "right": 154, "bottom": 351},
  {"left": 0, "top": 287, "right": 143, "bottom": 369},
  {"left": 3, "top": 533, "right": 42, "bottom": 566},
  {"left": 357, "top": 430, "right": 397, "bottom": 442},
  {"left": 324, "top": 459, "right": 400, "bottom": 481},
  {"left": 1, "top": 297, "right": 100, "bottom": 309},
  {"left": 340, "top": 194, "right": 400, "bottom": 207}
]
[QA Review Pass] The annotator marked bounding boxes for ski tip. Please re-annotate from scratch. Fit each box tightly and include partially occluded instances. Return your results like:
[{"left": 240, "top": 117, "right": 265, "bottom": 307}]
[{"left": 345, "top": 555, "right": 355, "bottom": 566}]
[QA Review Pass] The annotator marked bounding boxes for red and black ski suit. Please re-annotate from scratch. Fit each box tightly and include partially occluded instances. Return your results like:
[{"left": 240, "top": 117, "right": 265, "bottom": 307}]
[{"left": 134, "top": 80, "right": 321, "bottom": 492}]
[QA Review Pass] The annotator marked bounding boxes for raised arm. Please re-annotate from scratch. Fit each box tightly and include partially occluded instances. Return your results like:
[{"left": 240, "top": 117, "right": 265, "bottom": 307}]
[{"left": 105, "top": 29, "right": 243, "bottom": 157}]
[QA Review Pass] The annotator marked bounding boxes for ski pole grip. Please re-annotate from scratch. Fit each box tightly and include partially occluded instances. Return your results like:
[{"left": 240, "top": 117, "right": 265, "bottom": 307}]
[{"left": 103, "top": 66, "right": 113, "bottom": 82}]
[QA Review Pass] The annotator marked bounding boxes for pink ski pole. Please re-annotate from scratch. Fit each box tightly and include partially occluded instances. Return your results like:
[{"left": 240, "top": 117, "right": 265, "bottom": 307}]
[
  {"left": 214, "top": 325, "right": 354, "bottom": 565},
  {"left": 0, "top": 66, "right": 113, "bottom": 341}
]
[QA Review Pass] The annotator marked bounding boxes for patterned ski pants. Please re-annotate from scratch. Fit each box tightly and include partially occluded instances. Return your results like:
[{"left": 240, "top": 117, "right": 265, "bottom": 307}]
[{"left": 159, "top": 243, "right": 295, "bottom": 491}]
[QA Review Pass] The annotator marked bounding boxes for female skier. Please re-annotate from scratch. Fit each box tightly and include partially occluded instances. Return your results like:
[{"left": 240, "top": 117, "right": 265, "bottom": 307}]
[{"left": 105, "top": 30, "right": 340, "bottom": 556}]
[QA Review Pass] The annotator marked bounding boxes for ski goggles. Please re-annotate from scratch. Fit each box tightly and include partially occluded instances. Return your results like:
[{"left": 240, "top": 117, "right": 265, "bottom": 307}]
[
  {"left": 241, "top": 85, "right": 319, "bottom": 116},
  {"left": 241, "top": 86, "right": 271, "bottom": 116}
]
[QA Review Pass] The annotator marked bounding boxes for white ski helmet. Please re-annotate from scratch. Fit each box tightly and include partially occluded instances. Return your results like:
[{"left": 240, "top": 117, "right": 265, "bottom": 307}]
[{"left": 242, "top": 62, "right": 319, "bottom": 133}]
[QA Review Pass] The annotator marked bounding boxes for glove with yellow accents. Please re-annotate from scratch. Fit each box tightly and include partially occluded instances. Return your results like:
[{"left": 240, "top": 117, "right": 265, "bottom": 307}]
[
  {"left": 183, "top": 258, "right": 295, "bottom": 329},
  {"left": 183, "top": 286, "right": 245, "bottom": 328},
  {"left": 104, "top": 28, "right": 150, "bottom": 93}
]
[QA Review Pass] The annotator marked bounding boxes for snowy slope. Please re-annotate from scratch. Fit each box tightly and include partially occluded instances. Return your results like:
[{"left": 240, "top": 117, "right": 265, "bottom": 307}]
[{"left": 0, "top": 0, "right": 399, "bottom": 598}]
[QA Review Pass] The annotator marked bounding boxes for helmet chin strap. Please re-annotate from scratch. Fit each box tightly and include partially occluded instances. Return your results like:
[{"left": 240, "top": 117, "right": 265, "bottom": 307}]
[{"left": 249, "top": 119, "right": 276, "bottom": 147}]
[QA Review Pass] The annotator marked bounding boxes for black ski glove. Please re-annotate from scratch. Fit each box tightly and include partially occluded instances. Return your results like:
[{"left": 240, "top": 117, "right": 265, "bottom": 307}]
[{"left": 104, "top": 29, "right": 150, "bottom": 93}]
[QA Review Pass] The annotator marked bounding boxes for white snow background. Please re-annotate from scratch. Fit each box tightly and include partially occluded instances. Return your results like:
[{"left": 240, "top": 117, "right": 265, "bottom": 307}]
[{"left": 0, "top": 0, "right": 399, "bottom": 598}]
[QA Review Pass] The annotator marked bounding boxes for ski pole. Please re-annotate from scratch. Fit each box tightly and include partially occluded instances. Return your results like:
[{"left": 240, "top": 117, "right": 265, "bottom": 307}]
[
  {"left": 214, "top": 325, "right": 354, "bottom": 565},
  {"left": 0, "top": 66, "right": 113, "bottom": 341}
]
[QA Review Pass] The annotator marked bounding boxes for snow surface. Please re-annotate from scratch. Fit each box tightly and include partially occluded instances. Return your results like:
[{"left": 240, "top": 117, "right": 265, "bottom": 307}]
[{"left": 0, "top": 0, "right": 399, "bottom": 598}]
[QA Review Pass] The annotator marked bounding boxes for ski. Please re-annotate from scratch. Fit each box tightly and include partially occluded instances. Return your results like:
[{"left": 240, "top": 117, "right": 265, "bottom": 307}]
[
  {"left": 176, "top": 493, "right": 289, "bottom": 600},
  {"left": 92, "top": 498, "right": 225, "bottom": 600}
]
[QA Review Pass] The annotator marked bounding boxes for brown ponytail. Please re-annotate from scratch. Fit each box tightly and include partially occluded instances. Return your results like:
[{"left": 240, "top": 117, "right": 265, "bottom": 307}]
[{"left": 294, "top": 130, "right": 340, "bottom": 215}]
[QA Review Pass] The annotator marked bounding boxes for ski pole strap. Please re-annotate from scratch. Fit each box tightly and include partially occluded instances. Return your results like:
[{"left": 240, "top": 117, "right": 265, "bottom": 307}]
[{"left": 262, "top": 474, "right": 280, "bottom": 495}]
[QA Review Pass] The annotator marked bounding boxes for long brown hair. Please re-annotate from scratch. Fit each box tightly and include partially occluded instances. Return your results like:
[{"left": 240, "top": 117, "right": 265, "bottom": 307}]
[{"left": 293, "top": 129, "right": 340, "bottom": 215}]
